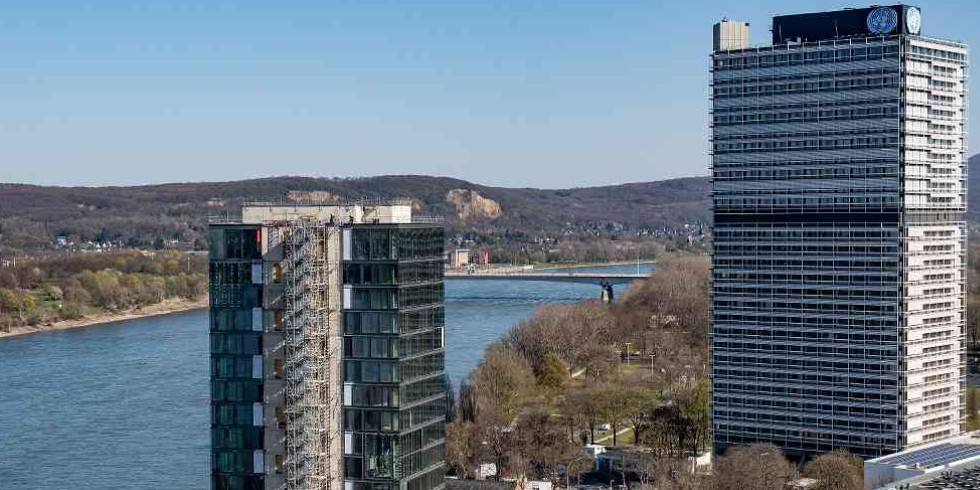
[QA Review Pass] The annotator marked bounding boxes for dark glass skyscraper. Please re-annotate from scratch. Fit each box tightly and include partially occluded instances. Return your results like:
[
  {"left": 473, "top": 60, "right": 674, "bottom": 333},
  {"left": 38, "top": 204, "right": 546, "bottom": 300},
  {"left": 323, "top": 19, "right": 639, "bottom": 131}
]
[
  {"left": 342, "top": 225, "right": 447, "bottom": 490},
  {"left": 210, "top": 203, "right": 446, "bottom": 490},
  {"left": 210, "top": 224, "right": 265, "bottom": 490}
]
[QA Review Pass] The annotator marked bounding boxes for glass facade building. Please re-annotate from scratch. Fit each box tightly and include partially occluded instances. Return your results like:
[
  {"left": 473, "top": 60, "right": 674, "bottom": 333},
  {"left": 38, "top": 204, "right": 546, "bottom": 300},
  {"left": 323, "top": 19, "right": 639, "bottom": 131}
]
[
  {"left": 342, "top": 226, "right": 447, "bottom": 490},
  {"left": 210, "top": 225, "right": 266, "bottom": 490},
  {"left": 210, "top": 204, "right": 446, "bottom": 490},
  {"left": 710, "top": 6, "right": 968, "bottom": 459}
]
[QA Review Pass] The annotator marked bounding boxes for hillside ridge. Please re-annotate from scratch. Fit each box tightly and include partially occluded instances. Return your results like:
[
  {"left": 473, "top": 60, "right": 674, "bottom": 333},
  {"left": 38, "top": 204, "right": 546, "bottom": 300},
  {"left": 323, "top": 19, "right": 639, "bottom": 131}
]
[
  {"left": 2, "top": 153, "right": 976, "bottom": 252},
  {"left": 0, "top": 174, "right": 710, "bottom": 251}
]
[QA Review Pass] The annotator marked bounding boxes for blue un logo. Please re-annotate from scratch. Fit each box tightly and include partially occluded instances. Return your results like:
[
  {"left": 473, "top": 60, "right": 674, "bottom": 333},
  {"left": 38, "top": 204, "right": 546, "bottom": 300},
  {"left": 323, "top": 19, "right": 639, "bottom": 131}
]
[{"left": 867, "top": 7, "right": 898, "bottom": 34}]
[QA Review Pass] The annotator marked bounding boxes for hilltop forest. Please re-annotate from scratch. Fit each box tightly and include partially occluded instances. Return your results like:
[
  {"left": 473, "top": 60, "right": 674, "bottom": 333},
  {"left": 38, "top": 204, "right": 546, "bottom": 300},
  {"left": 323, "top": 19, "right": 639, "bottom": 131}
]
[
  {"left": 0, "top": 175, "right": 710, "bottom": 263},
  {"left": 3, "top": 154, "right": 978, "bottom": 261}
]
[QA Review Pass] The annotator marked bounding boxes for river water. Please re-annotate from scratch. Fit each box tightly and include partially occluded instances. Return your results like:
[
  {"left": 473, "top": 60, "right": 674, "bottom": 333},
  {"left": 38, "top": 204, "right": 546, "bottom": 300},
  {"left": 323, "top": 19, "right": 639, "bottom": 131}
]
[{"left": 0, "top": 264, "right": 649, "bottom": 489}]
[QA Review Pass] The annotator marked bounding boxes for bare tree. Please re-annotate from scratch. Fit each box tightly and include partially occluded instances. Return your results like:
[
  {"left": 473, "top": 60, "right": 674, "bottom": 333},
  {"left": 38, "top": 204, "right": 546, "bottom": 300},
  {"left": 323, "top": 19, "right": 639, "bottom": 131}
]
[
  {"left": 446, "top": 375, "right": 457, "bottom": 423},
  {"left": 535, "top": 352, "right": 568, "bottom": 392},
  {"left": 622, "top": 449, "right": 659, "bottom": 488},
  {"left": 446, "top": 421, "right": 476, "bottom": 478},
  {"left": 615, "top": 255, "right": 711, "bottom": 351},
  {"left": 458, "top": 380, "right": 477, "bottom": 422},
  {"left": 566, "top": 387, "right": 603, "bottom": 444},
  {"left": 712, "top": 443, "right": 797, "bottom": 490},
  {"left": 475, "top": 408, "right": 514, "bottom": 482},
  {"left": 622, "top": 388, "right": 657, "bottom": 446},
  {"left": 969, "top": 388, "right": 980, "bottom": 421},
  {"left": 562, "top": 447, "right": 594, "bottom": 487},
  {"left": 469, "top": 343, "right": 535, "bottom": 420},
  {"left": 467, "top": 344, "right": 535, "bottom": 481},
  {"left": 504, "top": 301, "right": 613, "bottom": 376},
  {"left": 677, "top": 381, "right": 711, "bottom": 453},
  {"left": 622, "top": 450, "right": 705, "bottom": 490},
  {"left": 598, "top": 386, "right": 634, "bottom": 446},
  {"left": 513, "top": 409, "right": 578, "bottom": 482},
  {"left": 651, "top": 456, "right": 703, "bottom": 490},
  {"left": 802, "top": 450, "right": 863, "bottom": 490}
]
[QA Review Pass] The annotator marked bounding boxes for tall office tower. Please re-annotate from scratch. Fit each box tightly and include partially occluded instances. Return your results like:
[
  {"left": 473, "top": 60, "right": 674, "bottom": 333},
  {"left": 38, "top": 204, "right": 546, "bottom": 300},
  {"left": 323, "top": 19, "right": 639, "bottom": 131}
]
[
  {"left": 710, "top": 5, "right": 968, "bottom": 458},
  {"left": 210, "top": 202, "right": 447, "bottom": 490}
]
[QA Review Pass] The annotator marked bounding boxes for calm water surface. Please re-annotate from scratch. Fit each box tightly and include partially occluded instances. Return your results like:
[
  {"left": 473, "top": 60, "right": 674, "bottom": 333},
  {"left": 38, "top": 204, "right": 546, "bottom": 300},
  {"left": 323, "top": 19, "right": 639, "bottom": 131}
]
[{"left": 0, "top": 264, "right": 649, "bottom": 489}]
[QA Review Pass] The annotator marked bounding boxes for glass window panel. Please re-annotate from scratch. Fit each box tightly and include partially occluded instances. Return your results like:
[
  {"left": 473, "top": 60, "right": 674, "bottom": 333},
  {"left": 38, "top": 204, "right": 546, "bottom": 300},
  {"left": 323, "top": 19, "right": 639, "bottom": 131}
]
[{"left": 363, "top": 361, "right": 379, "bottom": 382}]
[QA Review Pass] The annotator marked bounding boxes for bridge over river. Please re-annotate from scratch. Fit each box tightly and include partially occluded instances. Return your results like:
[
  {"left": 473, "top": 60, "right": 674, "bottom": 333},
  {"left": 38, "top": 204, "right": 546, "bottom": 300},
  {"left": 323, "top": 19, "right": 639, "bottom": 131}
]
[{"left": 444, "top": 269, "right": 647, "bottom": 285}]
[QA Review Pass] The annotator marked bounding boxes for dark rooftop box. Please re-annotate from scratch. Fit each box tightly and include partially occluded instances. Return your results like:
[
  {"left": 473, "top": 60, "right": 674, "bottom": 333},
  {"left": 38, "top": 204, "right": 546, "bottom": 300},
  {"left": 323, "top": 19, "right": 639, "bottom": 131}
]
[{"left": 772, "top": 5, "right": 921, "bottom": 44}]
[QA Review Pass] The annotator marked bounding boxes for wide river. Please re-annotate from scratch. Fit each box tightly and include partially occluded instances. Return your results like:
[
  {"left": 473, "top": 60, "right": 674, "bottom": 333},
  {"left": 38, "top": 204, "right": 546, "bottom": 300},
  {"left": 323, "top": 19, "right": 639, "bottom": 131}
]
[{"left": 0, "top": 264, "right": 649, "bottom": 489}]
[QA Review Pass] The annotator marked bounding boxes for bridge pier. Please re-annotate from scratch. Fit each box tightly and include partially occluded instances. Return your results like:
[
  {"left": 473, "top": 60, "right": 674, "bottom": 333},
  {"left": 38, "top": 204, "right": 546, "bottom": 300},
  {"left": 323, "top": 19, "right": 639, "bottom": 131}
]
[{"left": 599, "top": 280, "right": 615, "bottom": 303}]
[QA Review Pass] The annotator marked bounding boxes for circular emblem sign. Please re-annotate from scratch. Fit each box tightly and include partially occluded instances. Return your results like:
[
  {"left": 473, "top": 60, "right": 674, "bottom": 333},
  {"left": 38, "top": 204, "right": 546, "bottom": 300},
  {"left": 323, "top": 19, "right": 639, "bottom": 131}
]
[
  {"left": 906, "top": 7, "right": 922, "bottom": 35},
  {"left": 867, "top": 7, "right": 899, "bottom": 34}
]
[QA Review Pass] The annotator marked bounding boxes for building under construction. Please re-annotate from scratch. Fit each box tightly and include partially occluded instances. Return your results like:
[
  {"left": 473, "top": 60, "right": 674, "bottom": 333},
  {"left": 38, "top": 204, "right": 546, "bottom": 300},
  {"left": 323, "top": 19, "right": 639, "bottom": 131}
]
[{"left": 209, "top": 201, "right": 447, "bottom": 490}]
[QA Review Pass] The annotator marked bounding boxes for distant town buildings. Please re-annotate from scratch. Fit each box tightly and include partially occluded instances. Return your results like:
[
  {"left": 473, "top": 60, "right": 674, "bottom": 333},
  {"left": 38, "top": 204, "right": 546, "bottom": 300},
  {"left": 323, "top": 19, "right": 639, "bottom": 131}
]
[
  {"left": 449, "top": 248, "right": 470, "bottom": 268},
  {"left": 209, "top": 201, "right": 446, "bottom": 490},
  {"left": 711, "top": 5, "right": 968, "bottom": 458},
  {"left": 447, "top": 246, "right": 490, "bottom": 268},
  {"left": 470, "top": 246, "right": 490, "bottom": 266}
]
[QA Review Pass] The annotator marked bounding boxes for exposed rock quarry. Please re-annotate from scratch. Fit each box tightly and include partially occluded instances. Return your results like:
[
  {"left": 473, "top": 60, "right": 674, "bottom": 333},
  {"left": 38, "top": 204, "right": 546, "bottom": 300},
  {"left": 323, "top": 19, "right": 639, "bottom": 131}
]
[{"left": 445, "top": 189, "right": 503, "bottom": 221}]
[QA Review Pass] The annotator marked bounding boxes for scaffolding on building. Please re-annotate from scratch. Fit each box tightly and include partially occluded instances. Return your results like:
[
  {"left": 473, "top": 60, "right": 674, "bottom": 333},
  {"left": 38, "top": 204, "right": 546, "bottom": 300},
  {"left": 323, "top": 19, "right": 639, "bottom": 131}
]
[{"left": 282, "top": 218, "right": 339, "bottom": 490}]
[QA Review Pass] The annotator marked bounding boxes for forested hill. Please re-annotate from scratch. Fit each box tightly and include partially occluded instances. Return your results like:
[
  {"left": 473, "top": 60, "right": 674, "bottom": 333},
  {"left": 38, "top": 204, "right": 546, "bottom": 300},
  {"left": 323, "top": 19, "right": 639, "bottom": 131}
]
[
  {"left": 0, "top": 175, "right": 710, "bottom": 251},
  {"left": 2, "top": 152, "right": 977, "bottom": 252}
]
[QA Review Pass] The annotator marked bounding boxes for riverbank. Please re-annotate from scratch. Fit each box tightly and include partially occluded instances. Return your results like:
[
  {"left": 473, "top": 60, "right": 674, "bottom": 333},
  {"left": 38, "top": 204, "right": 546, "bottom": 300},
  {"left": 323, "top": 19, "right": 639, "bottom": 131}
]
[
  {"left": 0, "top": 297, "right": 209, "bottom": 339},
  {"left": 535, "top": 259, "right": 657, "bottom": 270}
]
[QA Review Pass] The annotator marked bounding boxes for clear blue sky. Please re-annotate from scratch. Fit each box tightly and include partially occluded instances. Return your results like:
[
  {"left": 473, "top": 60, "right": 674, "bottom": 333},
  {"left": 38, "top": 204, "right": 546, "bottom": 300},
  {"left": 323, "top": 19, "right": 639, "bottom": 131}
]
[{"left": 0, "top": 1, "right": 976, "bottom": 188}]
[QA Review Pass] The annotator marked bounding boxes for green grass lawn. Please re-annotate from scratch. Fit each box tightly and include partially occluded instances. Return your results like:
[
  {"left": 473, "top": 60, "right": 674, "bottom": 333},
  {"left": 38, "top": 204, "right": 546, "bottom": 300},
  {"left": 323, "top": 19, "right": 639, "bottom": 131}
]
[
  {"left": 592, "top": 427, "right": 636, "bottom": 446},
  {"left": 618, "top": 362, "right": 642, "bottom": 374}
]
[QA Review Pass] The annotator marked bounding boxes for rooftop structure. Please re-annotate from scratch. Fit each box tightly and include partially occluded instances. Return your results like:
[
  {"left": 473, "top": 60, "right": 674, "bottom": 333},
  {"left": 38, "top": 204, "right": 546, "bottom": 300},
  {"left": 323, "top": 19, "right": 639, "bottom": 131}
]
[
  {"left": 713, "top": 19, "right": 750, "bottom": 51},
  {"left": 866, "top": 433, "right": 980, "bottom": 489},
  {"left": 903, "top": 467, "right": 980, "bottom": 489},
  {"left": 240, "top": 201, "right": 415, "bottom": 225},
  {"left": 772, "top": 5, "right": 922, "bottom": 44}
]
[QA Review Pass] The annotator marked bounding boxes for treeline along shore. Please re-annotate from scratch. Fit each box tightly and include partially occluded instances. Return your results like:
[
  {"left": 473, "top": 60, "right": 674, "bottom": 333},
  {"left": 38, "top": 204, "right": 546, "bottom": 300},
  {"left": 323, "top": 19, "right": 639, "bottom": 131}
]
[
  {"left": 0, "top": 250, "right": 207, "bottom": 337},
  {"left": 0, "top": 247, "right": 658, "bottom": 338}
]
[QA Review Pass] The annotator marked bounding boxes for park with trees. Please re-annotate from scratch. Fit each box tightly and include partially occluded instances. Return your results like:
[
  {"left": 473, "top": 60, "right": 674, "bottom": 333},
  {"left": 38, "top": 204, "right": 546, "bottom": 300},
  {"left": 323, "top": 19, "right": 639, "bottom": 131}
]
[{"left": 444, "top": 254, "right": 868, "bottom": 490}]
